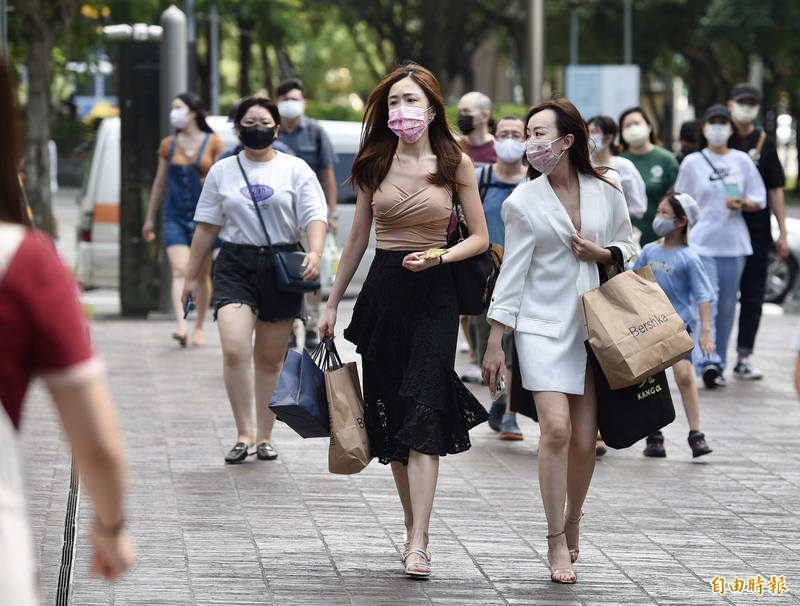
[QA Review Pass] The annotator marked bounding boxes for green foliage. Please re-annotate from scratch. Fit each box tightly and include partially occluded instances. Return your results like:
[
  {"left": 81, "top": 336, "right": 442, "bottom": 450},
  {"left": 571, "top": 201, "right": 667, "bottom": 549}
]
[{"left": 305, "top": 100, "right": 363, "bottom": 122}]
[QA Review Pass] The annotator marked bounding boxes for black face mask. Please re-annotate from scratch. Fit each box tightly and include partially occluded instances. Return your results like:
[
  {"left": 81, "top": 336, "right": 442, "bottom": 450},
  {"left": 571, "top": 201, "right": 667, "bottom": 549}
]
[
  {"left": 239, "top": 125, "right": 276, "bottom": 150},
  {"left": 457, "top": 114, "right": 475, "bottom": 135}
]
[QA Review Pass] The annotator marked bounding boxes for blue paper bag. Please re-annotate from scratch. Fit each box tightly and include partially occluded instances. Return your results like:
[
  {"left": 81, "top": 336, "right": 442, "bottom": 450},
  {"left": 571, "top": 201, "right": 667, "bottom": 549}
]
[{"left": 269, "top": 348, "right": 330, "bottom": 438}]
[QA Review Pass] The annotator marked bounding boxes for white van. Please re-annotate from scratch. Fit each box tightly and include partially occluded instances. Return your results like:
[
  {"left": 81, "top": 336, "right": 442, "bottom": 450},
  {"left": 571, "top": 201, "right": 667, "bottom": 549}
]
[{"left": 75, "top": 116, "right": 370, "bottom": 296}]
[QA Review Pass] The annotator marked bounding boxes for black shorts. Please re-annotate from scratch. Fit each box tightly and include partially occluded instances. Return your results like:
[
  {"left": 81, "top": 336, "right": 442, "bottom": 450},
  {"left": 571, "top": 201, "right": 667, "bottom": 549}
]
[{"left": 213, "top": 242, "right": 304, "bottom": 323}]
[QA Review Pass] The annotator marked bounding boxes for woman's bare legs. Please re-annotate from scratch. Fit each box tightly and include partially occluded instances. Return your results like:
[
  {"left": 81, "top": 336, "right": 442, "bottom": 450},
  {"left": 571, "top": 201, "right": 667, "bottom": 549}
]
[
  {"left": 192, "top": 252, "right": 214, "bottom": 344},
  {"left": 391, "top": 462, "right": 414, "bottom": 544},
  {"left": 404, "top": 450, "right": 439, "bottom": 569},
  {"left": 217, "top": 305, "right": 257, "bottom": 444},
  {"left": 673, "top": 360, "right": 700, "bottom": 431},
  {"left": 564, "top": 363, "right": 598, "bottom": 562},
  {"left": 533, "top": 390, "right": 574, "bottom": 581},
  {"left": 166, "top": 245, "right": 190, "bottom": 339},
  {"left": 252, "top": 319, "right": 294, "bottom": 444}
]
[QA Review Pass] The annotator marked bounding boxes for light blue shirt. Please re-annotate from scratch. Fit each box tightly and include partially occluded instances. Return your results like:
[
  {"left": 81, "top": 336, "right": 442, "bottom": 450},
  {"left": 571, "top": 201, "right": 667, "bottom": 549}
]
[
  {"left": 476, "top": 166, "right": 525, "bottom": 246},
  {"left": 634, "top": 242, "right": 715, "bottom": 331}
]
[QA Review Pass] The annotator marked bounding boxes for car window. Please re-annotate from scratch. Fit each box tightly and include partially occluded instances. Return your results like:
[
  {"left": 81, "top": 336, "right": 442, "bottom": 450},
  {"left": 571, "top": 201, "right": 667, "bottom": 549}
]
[{"left": 333, "top": 152, "right": 357, "bottom": 203}]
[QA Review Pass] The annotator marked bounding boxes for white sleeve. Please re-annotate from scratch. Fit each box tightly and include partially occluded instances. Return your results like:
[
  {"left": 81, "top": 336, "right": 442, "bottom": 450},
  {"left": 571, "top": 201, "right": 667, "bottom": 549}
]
[
  {"left": 618, "top": 158, "right": 647, "bottom": 218},
  {"left": 605, "top": 181, "right": 636, "bottom": 262},
  {"left": 742, "top": 154, "right": 767, "bottom": 208},
  {"left": 794, "top": 323, "right": 800, "bottom": 352},
  {"left": 674, "top": 155, "right": 699, "bottom": 199},
  {"left": 294, "top": 161, "right": 328, "bottom": 230},
  {"left": 487, "top": 195, "right": 535, "bottom": 329},
  {"left": 193, "top": 163, "right": 225, "bottom": 225}
]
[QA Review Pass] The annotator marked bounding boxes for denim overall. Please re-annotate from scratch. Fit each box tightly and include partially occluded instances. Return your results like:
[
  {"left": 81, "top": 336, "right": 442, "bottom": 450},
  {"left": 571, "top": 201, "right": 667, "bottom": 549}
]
[{"left": 163, "top": 133, "right": 210, "bottom": 247}]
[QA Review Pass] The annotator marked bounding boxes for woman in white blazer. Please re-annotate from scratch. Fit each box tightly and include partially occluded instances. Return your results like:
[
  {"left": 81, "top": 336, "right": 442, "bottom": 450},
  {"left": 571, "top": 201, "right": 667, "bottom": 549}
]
[{"left": 482, "top": 99, "right": 635, "bottom": 584}]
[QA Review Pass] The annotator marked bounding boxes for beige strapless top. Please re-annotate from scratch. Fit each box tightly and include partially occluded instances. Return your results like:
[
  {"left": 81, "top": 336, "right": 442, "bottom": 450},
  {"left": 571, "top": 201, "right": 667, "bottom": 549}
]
[{"left": 372, "top": 183, "right": 452, "bottom": 250}]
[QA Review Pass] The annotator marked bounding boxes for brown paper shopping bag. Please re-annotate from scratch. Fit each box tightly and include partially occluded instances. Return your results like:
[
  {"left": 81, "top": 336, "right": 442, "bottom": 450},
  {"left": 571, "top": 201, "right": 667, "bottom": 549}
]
[
  {"left": 581, "top": 265, "right": 694, "bottom": 390},
  {"left": 325, "top": 359, "right": 370, "bottom": 475}
]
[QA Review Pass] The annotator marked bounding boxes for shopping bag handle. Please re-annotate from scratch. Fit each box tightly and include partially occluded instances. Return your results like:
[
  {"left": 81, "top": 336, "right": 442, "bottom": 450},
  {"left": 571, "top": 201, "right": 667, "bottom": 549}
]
[{"left": 322, "top": 336, "right": 343, "bottom": 370}]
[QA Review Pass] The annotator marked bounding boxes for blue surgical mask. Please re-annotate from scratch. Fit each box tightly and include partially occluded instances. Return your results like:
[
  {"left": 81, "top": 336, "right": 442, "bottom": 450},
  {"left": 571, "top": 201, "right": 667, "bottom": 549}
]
[{"left": 652, "top": 216, "right": 677, "bottom": 237}]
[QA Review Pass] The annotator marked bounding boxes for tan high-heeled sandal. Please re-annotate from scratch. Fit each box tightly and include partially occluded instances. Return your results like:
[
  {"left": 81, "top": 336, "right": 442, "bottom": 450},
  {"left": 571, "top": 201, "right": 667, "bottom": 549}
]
[
  {"left": 565, "top": 511, "right": 584, "bottom": 564},
  {"left": 546, "top": 530, "right": 577, "bottom": 584}
]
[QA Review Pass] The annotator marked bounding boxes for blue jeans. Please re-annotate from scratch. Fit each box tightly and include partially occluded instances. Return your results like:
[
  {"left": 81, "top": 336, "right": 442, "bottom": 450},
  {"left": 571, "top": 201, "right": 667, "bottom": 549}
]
[{"left": 692, "top": 255, "right": 747, "bottom": 375}]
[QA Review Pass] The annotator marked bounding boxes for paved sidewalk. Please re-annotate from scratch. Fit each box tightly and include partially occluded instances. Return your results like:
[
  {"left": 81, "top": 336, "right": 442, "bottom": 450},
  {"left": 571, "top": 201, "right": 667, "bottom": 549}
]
[{"left": 22, "top": 299, "right": 800, "bottom": 605}]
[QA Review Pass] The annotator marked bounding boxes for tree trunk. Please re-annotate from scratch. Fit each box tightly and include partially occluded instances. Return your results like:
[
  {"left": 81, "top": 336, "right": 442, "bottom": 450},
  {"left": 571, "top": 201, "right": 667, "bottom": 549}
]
[
  {"left": 238, "top": 17, "right": 253, "bottom": 97},
  {"left": 19, "top": 0, "right": 79, "bottom": 235},
  {"left": 259, "top": 42, "right": 274, "bottom": 96},
  {"left": 23, "top": 25, "right": 56, "bottom": 234}
]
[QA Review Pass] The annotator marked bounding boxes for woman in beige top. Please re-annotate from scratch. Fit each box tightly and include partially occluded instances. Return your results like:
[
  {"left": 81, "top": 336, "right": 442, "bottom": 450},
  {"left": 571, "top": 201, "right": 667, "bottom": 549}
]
[{"left": 319, "top": 63, "right": 489, "bottom": 578}]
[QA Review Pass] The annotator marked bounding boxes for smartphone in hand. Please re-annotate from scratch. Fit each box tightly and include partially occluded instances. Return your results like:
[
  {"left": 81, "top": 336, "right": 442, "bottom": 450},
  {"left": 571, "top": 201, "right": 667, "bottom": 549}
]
[
  {"left": 183, "top": 296, "right": 194, "bottom": 319},
  {"left": 490, "top": 378, "right": 506, "bottom": 402}
]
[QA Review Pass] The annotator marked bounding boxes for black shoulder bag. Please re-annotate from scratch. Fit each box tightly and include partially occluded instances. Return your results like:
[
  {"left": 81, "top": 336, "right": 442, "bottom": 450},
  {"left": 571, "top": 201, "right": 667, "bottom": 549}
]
[
  {"left": 236, "top": 154, "right": 320, "bottom": 293},
  {"left": 446, "top": 193, "right": 501, "bottom": 315}
]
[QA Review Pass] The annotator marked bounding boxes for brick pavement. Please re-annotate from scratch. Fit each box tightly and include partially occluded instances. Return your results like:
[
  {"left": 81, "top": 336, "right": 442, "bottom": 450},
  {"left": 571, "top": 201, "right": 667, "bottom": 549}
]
[{"left": 22, "top": 300, "right": 800, "bottom": 605}]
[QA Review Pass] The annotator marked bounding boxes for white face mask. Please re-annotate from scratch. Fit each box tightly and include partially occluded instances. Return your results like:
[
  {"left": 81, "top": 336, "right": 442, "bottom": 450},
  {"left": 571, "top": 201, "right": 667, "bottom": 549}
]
[
  {"left": 589, "top": 134, "right": 608, "bottom": 154},
  {"left": 169, "top": 107, "right": 189, "bottom": 130},
  {"left": 622, "top": 124, "right": 650, "bottom": 147},
  {"left": 704, "top": 123, "right": 731, "bottom": 147},
  {"left": 731, "top": 101, "right": 759, "bottom": 124},
  {"left": 494, "top": 138, "right": 526, "bottom": 163},
  {"left": 652, "top": 216, "right": 678, "bottom": 237},
  {"left": 278, "top": 99, "right": 304, "bottom": 120}
]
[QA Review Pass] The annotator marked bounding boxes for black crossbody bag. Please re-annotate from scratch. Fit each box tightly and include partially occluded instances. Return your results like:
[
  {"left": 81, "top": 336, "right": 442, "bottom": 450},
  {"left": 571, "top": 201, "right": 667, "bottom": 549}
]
[
  {"left": 236, "top": 155, "right": 319, "bottom": 293},
  {"left": 446, "top": 193, "right": 501, "bottom": 315}
]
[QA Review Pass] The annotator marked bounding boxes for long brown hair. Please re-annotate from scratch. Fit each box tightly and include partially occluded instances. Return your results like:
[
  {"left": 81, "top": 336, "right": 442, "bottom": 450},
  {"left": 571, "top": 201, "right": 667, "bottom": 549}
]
[
  {"left": 347, "top": 62, "right": 462, "bottom": 195},
  {"left": 525, "top": 98, "right": 617, "bottom": 189},
  {"left": 0, "top": 54, "right": 25, "bottom": 225}
]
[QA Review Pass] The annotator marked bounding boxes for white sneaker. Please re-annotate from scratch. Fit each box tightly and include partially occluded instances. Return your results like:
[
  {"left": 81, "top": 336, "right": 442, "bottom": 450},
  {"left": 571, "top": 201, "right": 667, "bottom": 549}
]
[
  {"left": 460, "top": 363, "right": 483, "bottom": 384},
  {"left": 733, "top": 359, "right": 763, "bottom": 380}
]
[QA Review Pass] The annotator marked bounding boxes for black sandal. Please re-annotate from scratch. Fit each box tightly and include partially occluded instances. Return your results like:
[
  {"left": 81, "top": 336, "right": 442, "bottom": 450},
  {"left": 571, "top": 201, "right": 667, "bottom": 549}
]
[
  {"left": 256, "top": 442, "right": 278, "bottom": 461},
  {"left": 224, "top": 442, "right": 249, "bottom": 464}
]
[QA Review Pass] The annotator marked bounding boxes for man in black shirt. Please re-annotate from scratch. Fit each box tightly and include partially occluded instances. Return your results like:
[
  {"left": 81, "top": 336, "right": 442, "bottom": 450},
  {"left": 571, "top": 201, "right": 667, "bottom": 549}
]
[{"left": 727, "top": 83, "right": 789, "bottom": 380}]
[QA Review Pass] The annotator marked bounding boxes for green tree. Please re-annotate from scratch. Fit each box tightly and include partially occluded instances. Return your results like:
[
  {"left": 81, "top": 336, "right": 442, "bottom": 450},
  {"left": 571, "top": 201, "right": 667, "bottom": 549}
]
[{"left": 16, "top": 0, "right": 81, "bottom": 234}]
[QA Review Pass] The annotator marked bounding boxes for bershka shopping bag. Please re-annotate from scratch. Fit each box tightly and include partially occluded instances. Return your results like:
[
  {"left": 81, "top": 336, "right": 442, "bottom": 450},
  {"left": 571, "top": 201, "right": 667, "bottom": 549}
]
[
  {"left": 324, "top": 340, "right": 370, "bottom": 474},
  {"left": 268, "top": 342, "right": 330, "bottom": 438},
  {"left": 581, "top": 265, "right": 694, "bottom": 390},
  {"left": 586, "top": 342, "right": 676, "bottom": 449}
]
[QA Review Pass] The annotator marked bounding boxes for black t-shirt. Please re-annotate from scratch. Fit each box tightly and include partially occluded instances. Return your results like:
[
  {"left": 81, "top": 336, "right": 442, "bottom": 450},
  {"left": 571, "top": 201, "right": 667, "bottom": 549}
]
[{"left": 729, "top": 127, "right": 785, "bottom": 243}]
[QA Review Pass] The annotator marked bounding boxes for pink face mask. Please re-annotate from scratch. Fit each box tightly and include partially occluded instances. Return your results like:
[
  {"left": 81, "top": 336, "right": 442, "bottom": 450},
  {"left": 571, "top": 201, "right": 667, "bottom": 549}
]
[
  {"left": 388, "top": 105, "right": 433, "bottom": 143},
  {"left": 526, "top": 136, "right": 565, "bottom": 175}
]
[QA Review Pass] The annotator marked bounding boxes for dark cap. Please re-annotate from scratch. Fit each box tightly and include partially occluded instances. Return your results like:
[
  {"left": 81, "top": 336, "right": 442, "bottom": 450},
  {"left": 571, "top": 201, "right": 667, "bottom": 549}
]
[
  {"left": 703, "top": 104, "right": 732, "bottom": 123},
  {"left": 730, "top": 83, "right": 761, "bottom": 103}
]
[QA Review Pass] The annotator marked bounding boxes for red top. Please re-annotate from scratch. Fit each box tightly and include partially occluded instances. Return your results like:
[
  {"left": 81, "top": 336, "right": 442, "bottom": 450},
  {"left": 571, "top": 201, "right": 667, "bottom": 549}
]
[
  {"left": 0, "top": 227, "right": 95, "bottom": 429},
  {"left": 466, "top": 139, "right": 497, "bottom": 164}
]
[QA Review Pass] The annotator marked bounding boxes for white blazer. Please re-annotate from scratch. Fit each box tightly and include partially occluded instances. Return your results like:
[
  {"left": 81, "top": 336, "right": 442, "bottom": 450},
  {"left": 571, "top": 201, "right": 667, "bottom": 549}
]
[{"left": 488, "top": 172, "right": 635, "bottom": 394}]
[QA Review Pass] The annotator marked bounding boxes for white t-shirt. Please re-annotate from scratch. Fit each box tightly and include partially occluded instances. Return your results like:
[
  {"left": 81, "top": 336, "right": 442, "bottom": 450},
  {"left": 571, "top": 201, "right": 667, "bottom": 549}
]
[
  {"left": 675, "top": 149, "right": 766, "bottom": 258},
  {"left": 607, "top": 155, "right": 647, "bottom": 219},
  {"left": 194, "top": 151, "right": 327, "bottom": 246}
]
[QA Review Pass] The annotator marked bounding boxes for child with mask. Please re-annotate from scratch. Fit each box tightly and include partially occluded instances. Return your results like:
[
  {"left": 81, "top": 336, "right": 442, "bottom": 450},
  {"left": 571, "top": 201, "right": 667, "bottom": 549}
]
[
  {"left": 674, "top": 104, "right": 767, "bottom": 388},
  {"left": 633, "top": 193, "right": 716, "bottom": 458}
]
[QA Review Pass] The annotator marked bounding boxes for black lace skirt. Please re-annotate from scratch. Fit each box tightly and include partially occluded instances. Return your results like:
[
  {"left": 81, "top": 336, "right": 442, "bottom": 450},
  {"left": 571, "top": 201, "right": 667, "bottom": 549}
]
[{"left": 344, "top": 249, "right": 488, "bottom": 465}]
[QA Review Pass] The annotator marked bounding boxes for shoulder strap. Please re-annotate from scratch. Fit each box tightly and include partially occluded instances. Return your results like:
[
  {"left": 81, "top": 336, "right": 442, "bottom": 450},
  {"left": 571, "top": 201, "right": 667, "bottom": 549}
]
[
  {"left": 168, "top": 137, "right": 176, "bottom": 163},
  {"left": 700, "top": 150, "right": 724, "bottom": 180},
  {"left": 236, "top": 154, "right": 274, "bottom": 254},
  {"left": 753, "top": 130, "right": 767, "bottom": 164},
  {"left": 193, "top": 133, "right": 211, "bottom": 171},
  {"left": 478, "top": 164, "right": 493, "bottom": 200}
]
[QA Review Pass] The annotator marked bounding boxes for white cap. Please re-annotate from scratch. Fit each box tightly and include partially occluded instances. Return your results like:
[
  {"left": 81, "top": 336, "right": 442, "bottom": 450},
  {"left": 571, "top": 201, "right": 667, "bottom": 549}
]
[{"left": 674, "top": 192, "right": 700, "bottom": 227}]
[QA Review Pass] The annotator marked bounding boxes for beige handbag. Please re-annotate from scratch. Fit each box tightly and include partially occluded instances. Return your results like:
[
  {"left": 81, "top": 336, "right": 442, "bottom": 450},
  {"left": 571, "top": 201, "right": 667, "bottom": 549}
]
[
  {"left": 581, "top": 265, "right": 694, "bottom": 389},
  {"left": 324, "top": 343, "right": 370, "bottom": 474}
]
